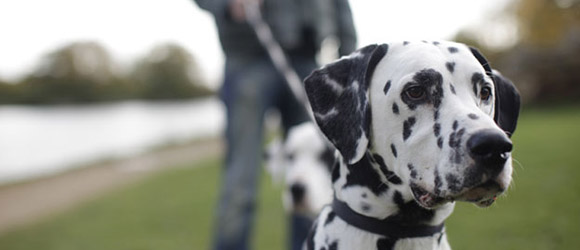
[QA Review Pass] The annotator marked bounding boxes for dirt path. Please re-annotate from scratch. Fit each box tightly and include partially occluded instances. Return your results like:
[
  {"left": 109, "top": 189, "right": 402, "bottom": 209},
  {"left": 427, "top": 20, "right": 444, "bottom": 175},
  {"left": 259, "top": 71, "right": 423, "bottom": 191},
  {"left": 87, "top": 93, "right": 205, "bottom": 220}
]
[{"left": 0, "top": 139, "right": 223, "bottom": 235}]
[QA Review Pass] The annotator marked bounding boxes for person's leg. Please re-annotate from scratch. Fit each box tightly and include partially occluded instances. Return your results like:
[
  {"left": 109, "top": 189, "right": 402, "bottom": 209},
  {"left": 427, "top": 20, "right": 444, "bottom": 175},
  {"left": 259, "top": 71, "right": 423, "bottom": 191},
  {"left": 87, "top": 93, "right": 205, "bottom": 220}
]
[
  {"left": 213, "top": 59, "right": 277, "bottom": 250},
  {"left": 289, "top": 213, "right": 315, "bottom": 250}
]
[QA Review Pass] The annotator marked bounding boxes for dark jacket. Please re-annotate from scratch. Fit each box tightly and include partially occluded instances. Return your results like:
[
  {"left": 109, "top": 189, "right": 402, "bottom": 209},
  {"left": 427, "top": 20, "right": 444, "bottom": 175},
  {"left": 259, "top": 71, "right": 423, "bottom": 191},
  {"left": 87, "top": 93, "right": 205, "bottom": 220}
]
[{"left": 193, "top": 0, "right": 357, "bottom": 58}]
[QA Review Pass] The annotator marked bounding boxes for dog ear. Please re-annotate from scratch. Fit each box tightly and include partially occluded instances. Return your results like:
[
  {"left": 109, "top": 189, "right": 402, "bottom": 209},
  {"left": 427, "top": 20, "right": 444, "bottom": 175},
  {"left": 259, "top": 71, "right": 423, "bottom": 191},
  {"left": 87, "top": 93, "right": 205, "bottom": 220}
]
[
  {"left": 469, "top": 47, "right": 521, "bottom": 137},
  {"left": 304, "top": 44, "right": 388, "bottom": 164},
  {"left": 491, "top": 70, "right": 521, "bottom": 137}
]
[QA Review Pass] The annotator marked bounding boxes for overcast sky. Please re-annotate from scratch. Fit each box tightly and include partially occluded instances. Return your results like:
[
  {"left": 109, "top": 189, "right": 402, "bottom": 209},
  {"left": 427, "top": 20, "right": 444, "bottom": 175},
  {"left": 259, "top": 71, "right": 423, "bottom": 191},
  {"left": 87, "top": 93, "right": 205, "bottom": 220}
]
[{"left": 0, "top": 0, "right": 510, "bottom": 87}]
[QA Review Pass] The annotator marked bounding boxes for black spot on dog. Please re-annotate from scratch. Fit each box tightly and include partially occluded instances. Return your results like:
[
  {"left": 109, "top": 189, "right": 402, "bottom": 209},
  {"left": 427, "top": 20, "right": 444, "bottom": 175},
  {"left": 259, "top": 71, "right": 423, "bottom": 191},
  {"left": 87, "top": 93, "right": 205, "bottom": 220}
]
[
  {"left": 331, "top": 161, "right": 340, "bottom": 183},
  {"left": 450, "top": 83, "right": 456, "bottom": 95},
  {"left": 383, "top": 80, "right": 391, "bottom": 95},
  {"left": 434, "top": 110, "right": 440, "bottom": 121},
  {"left": 408, "top": 164, "right": 418, "bottom": 179},
  {"left": 463, "top": 165, "right": 496, "bottom": 191},
  {"left": 390, "top": 144, "right": 398, "bottom": 158},
  {"left": 392, "top": 103, "right": 400, "bottom": 114},
  {"left": 448, "top": 47, "right": 458, "bottom": 53},
  {"left": 422, "top": 40, "right": 428, "bottom": 43},
  {"left": 449, "top": 128, "right": 466, "bottom": 149},
  {"left": 471, "top": 72, "right": 483, "bottom": 96},
  {"left": 373, "top": 153, "right": 403, "bottom": 185},
  {"left": 403, "top": 41, "right": 410, "bottom": 46},
  {"left": 403, "top": 117, "right": 416, "bottom": 141},
  {"left": 452, "top": 128, "right": 465, "bottom": 147},
  {"left": 449, "top": 128, "right": 466, "bottom": 163},
  {"left": 446, "top": 62, "right": 455, "bottom": 73},
  {"left": 393, "top": 191, "right": 405, "bottom": 206},
  {"left": 446, "top": 174, "right": 461, "bottom": 192},
  {"left": 377, "top": 238, "right": 396, "bottom": 250},
  {"left": 344, "top": 154, "right": 389, "bottom": 195},
  {"left": 434, "top": 169, "right": 442, "bottom": 195},
  {"left": 320, "top": 240, "right": 339, "bottom": 250},
  {"left": 437, "top": 137, "right": 444, "bottom": 149},
  {"left": 433, "top": 123, "right": 441, "bottom": 137},
  {"left": 400, "top": 69, "right": 444, "bottom": 110},
  {"left": 433, "top": 41, "right": 440, "bottom": 45},
  {"left": 321, "top": 147, "right": 336, "bottom": 172},
  {"left": 468, "top": 113, "right": 479, "bottom": 120},
  {"left": 362, "top": 192, "right": 368, "bottom": 198},
  {"left": 438, "top": 232, "right": 445, "bottom": 245},
  {"left": 324, "top": 211, "right": 336, "bottom": 226},
  {"left": 328, "top": 241, "right": 338, "bottom": 250},
  {"left": 452, "top": 120, "right": 459, "bottom": 130},
  {"left": 361, "top": 203, "right": 371, "bottom": 212},
  {"left": 364, "top": 106, "right": 373, "bottom": 148},
  {"left": 432, "top": 83, "right": 444, "bottom": 109}
]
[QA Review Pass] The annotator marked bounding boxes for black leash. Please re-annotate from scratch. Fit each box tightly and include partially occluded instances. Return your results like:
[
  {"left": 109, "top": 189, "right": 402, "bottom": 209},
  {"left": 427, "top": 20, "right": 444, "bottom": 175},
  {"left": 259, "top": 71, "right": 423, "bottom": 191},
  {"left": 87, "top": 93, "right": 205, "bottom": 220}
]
[{"left": 332, "top": 198, "right": 445, "bottom": 239}]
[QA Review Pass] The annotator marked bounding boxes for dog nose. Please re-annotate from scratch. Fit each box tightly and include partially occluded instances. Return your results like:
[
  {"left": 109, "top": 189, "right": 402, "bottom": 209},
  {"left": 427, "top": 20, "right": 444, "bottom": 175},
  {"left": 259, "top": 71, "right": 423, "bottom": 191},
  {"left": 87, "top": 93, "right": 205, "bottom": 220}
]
[
  {"left": 290, "top": 183, "right": 306, "bottom": 204},
  {"left": 467, "top": 129, "right": 513, "bottom": 168}
]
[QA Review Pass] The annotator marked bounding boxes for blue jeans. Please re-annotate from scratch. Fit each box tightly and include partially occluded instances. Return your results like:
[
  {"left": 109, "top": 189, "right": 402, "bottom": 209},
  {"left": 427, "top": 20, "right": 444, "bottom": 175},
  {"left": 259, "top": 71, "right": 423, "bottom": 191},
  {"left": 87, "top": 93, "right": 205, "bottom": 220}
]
[{"left": 212, "top": 54, "right": 317, "bottom": 250}]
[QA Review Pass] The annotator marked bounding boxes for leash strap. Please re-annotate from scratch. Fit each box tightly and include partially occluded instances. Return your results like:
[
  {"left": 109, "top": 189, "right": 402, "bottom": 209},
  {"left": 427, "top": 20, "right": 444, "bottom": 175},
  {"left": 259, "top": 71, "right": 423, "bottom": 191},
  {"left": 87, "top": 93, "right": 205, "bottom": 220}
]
[
  {"left": 242, "top": 0, "right": 309, "bottom": 106},
  {"left": 332, "top": 198, "right": 445, "bottom": 239}
]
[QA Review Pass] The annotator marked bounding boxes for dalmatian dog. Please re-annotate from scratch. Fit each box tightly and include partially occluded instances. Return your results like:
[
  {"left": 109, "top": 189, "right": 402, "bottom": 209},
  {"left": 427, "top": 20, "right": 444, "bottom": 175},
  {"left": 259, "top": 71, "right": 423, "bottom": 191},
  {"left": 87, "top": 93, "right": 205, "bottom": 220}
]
[
  {"left": 302, "top": 41, "right": 520, "bottom": 250},
  {"left": 265, "top": 122, "right": 335, "bottom": 217}
]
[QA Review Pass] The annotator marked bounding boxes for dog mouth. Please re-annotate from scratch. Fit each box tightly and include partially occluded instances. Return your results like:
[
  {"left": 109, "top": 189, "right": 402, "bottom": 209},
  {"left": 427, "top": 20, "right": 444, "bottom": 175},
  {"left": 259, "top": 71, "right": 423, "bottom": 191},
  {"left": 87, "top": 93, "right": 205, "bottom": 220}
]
[
  {"left": 410, "top": 184, "right": 447, "bottom": 208},
  {"left": 411, "top": 181, "right": 502, "bottom": 209},
  {"left": 454, "top": 180, "right": 502, "bottom": 207}
]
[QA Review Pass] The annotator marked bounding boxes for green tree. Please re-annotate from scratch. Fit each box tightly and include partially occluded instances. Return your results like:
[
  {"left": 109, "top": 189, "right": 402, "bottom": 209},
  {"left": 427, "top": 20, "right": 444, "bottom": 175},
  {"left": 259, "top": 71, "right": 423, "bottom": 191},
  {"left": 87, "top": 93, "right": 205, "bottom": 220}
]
[
  {"left": 0, "top": 80, "right": 24, "bottom": 104},
  {"left": 0, "top": 41, "right": 212, "bottom": 105},
  {"left": 131, "top": 43, "right": 212, "bottom": 100},
  {"left": 21, "top": 41, "right": 122, "bottom": 104}
]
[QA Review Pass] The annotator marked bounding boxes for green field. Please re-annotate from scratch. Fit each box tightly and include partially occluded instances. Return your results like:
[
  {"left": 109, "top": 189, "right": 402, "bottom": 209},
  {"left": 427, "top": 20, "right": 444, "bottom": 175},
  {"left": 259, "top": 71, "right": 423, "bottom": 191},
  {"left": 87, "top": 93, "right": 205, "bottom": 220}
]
[{"left": 0, "top": 106, "right": 579, "bottom": 250}]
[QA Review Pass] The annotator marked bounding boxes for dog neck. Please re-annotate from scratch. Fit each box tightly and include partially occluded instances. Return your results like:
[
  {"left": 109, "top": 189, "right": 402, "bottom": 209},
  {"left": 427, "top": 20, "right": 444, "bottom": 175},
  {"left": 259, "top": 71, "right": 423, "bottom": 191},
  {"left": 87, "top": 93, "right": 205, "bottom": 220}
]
[{"left": 332, "top": 151, "right": 455, "bottom": 229}]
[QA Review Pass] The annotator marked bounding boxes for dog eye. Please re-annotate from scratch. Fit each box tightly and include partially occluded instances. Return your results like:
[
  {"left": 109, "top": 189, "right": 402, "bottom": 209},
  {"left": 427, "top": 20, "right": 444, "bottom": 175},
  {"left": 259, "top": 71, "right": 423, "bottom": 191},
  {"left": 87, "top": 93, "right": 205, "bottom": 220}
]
[
  {"left": 405, "top": 86, "right": 426, "bottom": 100},
  {"left": 480, "top": 87, "right": 492, "bottom": 101}
]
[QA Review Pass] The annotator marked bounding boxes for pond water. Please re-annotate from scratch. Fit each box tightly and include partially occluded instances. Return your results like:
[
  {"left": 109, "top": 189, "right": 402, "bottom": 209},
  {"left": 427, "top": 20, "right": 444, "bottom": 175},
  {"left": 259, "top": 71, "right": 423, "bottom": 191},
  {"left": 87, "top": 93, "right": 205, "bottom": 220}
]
[{"left": 0, "top": 98, "right": 224, "bottom": 184}]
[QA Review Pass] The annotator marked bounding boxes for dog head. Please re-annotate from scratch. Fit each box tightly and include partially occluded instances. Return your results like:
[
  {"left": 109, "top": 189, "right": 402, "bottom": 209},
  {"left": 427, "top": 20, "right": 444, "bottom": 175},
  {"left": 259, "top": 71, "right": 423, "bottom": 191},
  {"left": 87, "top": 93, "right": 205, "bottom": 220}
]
[
  {"left": 265, "top": 122, "right": 335, "bottom": 216},
  {"left": 304, "top": 41, "right": 520, "bottom": 209}
]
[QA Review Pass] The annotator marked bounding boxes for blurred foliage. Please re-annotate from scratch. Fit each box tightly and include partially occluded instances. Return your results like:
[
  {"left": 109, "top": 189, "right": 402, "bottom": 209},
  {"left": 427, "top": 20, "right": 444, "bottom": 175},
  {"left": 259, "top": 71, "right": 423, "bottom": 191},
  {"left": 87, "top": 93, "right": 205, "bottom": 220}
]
[
  {"left": 131, "top": 44, "right": 212, "bottom": 100},
  {"left": 454, "top": 0, "right": 580, "bottom": 105},
  {"left": 516, "top": 0, "right": 580, "bottom": 47},
  {"left": 0, "top": 41, "right": 213, "bottom": 105}
]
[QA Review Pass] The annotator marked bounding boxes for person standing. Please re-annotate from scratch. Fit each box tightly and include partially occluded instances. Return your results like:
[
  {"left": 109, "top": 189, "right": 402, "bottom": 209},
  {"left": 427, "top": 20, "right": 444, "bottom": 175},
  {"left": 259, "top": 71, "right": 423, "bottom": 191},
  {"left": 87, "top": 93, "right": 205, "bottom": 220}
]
[{"left": 191, "top": 1, "right": 356, "bottom": 249}]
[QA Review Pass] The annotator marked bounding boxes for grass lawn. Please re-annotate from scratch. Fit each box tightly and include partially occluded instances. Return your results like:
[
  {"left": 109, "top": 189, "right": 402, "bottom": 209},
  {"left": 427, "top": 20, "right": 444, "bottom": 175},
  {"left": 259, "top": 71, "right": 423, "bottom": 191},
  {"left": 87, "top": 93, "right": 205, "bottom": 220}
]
[
  {"left": 0, "top": 157, "right": 286, "bottom": 250},
  {"left": 0, "top": 106, "right": 579, "bottom": 249}
]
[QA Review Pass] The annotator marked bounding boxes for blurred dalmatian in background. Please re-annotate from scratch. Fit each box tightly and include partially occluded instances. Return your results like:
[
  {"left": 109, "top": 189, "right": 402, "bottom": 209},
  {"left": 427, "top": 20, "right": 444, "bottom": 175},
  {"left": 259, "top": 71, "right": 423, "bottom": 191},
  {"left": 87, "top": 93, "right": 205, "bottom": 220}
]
[{"left": 265, "top": 122, "right": 335, "bottom": 217}]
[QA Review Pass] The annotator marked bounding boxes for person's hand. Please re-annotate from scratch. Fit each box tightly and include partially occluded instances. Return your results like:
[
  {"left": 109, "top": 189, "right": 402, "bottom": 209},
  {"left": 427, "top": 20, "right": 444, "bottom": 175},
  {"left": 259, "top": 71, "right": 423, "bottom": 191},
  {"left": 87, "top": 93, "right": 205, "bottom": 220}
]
[{"left": 228, "top": 0, "right": 262, "bottom": 22}]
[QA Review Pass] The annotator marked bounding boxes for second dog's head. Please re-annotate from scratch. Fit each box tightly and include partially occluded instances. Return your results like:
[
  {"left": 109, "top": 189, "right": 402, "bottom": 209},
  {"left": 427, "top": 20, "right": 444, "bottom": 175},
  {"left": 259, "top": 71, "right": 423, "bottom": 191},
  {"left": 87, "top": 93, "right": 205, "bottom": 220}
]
[
  {"left": 304, "top": 41, "right": 520, "bottom": 209},
  {"left": 266, "top": 122, "right": 335, "bottom": 216}
]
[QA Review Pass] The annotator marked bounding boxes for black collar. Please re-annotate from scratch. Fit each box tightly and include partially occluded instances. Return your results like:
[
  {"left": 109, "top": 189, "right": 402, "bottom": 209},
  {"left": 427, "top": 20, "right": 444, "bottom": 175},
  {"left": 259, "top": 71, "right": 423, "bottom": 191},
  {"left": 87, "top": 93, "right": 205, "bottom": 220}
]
[{"left": 332, "top": 198, "right": 445, "bottom": 239}]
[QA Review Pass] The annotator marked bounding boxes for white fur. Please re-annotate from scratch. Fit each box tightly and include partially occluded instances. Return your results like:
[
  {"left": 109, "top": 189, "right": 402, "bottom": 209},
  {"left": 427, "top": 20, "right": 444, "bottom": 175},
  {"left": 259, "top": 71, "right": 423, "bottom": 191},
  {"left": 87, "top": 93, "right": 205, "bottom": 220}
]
[{"left": 266, "top": 122, "right": 334, "bottom": 216}]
